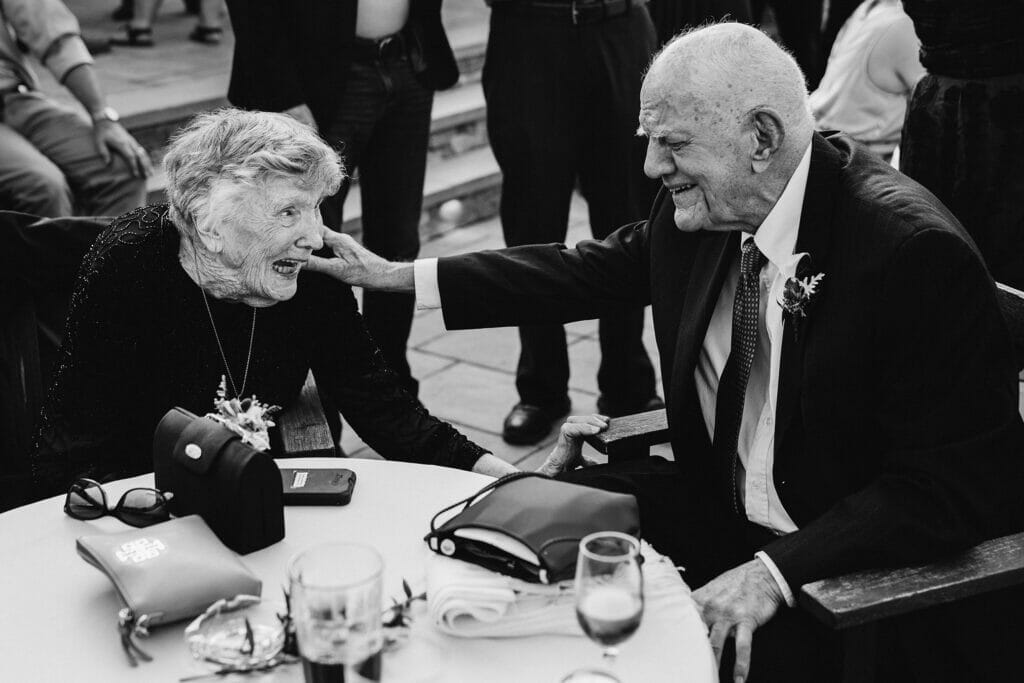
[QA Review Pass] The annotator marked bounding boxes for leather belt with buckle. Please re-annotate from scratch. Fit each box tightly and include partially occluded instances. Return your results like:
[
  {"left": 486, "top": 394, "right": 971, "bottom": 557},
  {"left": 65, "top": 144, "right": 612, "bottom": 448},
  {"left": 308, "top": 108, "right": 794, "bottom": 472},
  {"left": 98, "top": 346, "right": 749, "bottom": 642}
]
[
  {"left": 351, "top": 30, "right": 409, "bottom": 64},
  {"left": 492, "top": 0, "right": 647, "bottom": 25}
]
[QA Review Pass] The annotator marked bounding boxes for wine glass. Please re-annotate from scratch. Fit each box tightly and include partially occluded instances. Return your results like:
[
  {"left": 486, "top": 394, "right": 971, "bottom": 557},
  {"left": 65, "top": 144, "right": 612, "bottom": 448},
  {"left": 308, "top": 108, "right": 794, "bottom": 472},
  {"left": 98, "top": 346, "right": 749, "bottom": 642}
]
[{"left": 563, "top": 531, "right": 644, "bottom": 683}]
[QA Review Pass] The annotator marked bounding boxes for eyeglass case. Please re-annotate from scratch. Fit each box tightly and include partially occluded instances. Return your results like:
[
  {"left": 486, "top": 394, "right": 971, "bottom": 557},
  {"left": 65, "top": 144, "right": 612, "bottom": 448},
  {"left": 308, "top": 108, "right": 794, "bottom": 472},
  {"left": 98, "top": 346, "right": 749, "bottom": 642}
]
[
  {"left": 153, "top": 407, "right": 285, "bottom": 554},
  {"left": 76, "top": 515, "right": 261, "bottom": 629}
]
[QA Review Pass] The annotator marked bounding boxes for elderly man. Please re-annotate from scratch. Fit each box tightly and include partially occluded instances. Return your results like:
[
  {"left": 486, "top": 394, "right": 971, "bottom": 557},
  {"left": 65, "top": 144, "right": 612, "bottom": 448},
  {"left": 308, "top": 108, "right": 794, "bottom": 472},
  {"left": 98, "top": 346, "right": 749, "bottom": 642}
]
[{"left": 311, "top": 23, "right": 1024, "bottom": 681}]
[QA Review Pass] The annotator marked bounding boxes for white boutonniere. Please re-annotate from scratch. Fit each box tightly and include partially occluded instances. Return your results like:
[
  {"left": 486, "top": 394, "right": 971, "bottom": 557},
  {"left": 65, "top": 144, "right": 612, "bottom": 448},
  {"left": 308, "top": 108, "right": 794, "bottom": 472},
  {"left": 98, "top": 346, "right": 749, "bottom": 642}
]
[
  {"left": 777, "top": 253, "right": 824, "bottom": 340},
  {"left": 206, "top": 376, "right": 281, "bottom": 451}
]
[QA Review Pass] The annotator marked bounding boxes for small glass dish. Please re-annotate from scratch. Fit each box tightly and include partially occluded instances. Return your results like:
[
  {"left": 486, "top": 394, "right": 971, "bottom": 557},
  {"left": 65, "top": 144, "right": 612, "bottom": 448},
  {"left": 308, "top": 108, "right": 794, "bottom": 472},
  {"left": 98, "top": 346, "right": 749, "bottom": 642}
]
[{"left": 184, "top": 595, "right": 286, "bottom": 670}]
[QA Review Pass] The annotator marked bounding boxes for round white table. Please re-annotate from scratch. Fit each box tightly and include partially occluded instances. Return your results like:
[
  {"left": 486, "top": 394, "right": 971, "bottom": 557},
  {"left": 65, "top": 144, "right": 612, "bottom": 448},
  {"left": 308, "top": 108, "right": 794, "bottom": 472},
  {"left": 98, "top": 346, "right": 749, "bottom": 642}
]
[{"left": 0, "top": 458, "right": 715, "bottom": 682}]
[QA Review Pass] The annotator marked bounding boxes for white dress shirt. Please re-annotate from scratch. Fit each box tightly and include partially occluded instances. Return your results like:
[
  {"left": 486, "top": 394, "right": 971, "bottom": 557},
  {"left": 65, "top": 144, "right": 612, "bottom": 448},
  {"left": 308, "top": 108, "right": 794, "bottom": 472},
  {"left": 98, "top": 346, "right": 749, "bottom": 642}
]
[
  {"left": 695, "top": 142, "right": 813, "bottom": 604},
  {"left": 412, "top": 142, "right": 814, "bottom": 603}
]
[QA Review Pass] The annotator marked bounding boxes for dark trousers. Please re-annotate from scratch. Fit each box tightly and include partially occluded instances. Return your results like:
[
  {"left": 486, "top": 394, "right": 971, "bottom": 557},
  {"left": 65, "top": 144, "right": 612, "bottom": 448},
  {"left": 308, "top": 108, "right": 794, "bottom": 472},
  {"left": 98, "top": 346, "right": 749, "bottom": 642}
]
[
  {"left": 321, "top": 56, "right": 434, "bottom": 396},
  {"left": 483, "top": 6, "right": 659, "bottom": 408}
]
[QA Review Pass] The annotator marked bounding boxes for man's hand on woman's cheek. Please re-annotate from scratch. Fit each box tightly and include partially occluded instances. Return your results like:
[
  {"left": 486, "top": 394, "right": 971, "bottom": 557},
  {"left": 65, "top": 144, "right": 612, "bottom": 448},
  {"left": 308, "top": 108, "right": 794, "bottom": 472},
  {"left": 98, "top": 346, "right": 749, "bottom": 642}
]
[{"left": 306, "top": 231, "right": 415, "bottom": 291}]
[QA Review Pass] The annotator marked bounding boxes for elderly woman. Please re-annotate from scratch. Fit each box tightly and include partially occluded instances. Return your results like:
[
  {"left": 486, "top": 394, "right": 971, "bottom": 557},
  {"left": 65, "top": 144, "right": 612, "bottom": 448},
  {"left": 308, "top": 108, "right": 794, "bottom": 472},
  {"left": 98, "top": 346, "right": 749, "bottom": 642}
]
[{"left": 29, "top": 108, "right": 533, "bottom": 497}]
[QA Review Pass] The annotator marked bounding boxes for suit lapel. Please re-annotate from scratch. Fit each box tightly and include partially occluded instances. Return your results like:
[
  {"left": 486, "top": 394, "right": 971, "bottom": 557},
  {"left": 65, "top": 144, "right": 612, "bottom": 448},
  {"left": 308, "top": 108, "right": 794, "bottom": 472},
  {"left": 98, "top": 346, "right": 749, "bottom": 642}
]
[
  {"left": 775, "top": 134, "right": 844, "bottom": 449},
  {"left": 670, "top": 230, "right": 738, "bottom": 447}
]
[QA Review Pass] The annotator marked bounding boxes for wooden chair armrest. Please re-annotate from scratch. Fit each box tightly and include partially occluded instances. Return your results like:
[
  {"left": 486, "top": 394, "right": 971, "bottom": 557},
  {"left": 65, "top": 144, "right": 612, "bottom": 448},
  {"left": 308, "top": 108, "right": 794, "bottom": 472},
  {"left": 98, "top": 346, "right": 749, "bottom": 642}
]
[
  {"left": 799, "top": 531, "right": 1024, "bottom": 630},
  {"left": 582, "top": 408, "right": 670, "bottom": 459},
  {"left": 278, "top": 371, "right": 337, "bottom": 458}
]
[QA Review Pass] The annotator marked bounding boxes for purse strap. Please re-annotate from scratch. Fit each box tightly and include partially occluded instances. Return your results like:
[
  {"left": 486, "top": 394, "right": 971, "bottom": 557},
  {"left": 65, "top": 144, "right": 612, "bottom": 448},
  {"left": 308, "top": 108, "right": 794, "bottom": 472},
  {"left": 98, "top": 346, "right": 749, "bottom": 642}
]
[{"left": 428, "top": 471, "right": 548, "bottom": 534}]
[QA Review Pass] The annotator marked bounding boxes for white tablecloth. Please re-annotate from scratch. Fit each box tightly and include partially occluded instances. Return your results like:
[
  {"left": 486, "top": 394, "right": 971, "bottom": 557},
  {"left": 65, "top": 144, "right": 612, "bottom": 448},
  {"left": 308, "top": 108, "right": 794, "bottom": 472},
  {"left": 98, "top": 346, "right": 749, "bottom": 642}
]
[{"left": 0, "top": 458, "right": 715, "bottom": 682}]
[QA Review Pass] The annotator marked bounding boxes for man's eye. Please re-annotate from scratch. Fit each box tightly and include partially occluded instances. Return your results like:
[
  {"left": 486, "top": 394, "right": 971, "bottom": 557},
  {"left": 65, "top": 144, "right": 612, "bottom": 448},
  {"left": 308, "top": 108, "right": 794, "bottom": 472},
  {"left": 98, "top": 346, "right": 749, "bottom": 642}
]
[
  {"left": 669, "top": 141, "right": 689, "bottom": 152},
  {"left": 281, "top": 208, "right": 297, "bottom": 218}
]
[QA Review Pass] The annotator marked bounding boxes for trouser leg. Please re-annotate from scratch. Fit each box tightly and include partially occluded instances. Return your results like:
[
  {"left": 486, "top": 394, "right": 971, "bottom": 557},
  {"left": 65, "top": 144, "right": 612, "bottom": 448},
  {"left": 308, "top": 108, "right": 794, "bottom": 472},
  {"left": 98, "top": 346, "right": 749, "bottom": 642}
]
[
  {"left": 576, "top": 9, "right": 659, "bottom": 408},
  {"left": 751, "top": 0, "right": 825, "bottom": 88},
  {"left": 2, "top": 92, "right": 145, "bottom": 217},
  {"left": 0, "top": 118, "right": 73, "bottom": 217},
  {"left": 483, "top": 10, "right": 577, "bottom": 406},
  {"left": 323, "top": 58, "right": 431, "bottom": 396},
  {"left": 357, "top": 61, "right": 432, "bottom": 397}
]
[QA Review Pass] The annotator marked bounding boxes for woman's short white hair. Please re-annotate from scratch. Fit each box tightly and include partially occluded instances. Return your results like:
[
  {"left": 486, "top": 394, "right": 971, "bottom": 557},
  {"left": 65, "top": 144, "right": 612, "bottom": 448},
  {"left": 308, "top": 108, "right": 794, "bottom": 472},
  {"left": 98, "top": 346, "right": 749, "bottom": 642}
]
[{"left": 163, "top": 108, "right": 344, "bottom": 236}]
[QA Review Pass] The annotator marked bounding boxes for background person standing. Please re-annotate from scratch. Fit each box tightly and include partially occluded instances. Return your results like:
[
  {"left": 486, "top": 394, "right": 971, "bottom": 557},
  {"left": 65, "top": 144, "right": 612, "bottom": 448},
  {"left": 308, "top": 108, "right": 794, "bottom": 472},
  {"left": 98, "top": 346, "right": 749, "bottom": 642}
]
[
  {"left": 227, "top": 0, "right": 459, "bottom": 399},
  {"left": 482, "top": 0, "right": 662, "bottom": 446}
]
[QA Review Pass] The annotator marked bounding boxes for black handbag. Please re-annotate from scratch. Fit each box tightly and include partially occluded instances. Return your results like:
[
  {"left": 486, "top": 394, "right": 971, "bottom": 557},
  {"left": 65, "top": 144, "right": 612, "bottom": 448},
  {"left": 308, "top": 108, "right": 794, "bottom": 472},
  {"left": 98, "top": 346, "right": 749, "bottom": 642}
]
[
  {"left": 424, "top": 472, "right": 640, "bottom": 584},
  {"left": 152, "top": 408, "right": 285, "bottom": 554}
]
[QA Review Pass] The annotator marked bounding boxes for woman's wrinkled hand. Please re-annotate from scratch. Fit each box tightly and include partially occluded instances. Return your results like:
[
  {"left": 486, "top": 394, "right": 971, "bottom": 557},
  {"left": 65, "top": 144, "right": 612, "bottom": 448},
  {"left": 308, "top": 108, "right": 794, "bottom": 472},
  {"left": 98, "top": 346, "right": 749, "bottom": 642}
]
[{"left": 536, "top": 414, "right": 608, "bottom": 477}]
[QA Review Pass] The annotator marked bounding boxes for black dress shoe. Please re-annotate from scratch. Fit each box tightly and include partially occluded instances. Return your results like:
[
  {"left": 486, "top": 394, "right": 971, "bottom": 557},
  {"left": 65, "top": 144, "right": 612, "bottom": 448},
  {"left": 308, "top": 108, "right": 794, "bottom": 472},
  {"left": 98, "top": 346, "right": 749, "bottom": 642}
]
[
  {"left": 502, "top": 400, "right": 571, "bottom": 446},
  {"left": 595, "top": 394, "right": 665, "bottom": 418}
]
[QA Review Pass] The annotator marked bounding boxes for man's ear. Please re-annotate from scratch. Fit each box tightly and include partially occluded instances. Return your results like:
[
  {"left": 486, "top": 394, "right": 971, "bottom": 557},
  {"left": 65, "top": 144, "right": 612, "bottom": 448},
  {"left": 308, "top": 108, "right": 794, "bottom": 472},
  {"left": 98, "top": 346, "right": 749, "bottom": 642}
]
[{"left": 749, "top": 109, "right": 786, "bottom": 174}]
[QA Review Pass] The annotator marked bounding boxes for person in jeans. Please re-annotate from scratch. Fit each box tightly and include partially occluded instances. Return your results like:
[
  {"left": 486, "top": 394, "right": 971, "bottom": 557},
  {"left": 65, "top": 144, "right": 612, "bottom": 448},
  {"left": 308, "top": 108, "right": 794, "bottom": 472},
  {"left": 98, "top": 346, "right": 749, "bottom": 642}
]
[
  {"left": 0, "top": 0, "right": 150, "bottom": 217},
  {"left": 226, "top": 0, "right": 458, "bottom": 399}
]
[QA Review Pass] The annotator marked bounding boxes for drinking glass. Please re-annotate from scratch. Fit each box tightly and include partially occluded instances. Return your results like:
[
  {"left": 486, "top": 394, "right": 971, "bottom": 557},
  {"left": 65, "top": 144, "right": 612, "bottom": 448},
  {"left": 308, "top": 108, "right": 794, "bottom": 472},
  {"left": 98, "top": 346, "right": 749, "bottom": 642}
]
[
  {"left": 288, "top": 543, "right": 384, "bottom": 683},
  {"left": 562, "top": 532, "right": 644, "bottom": 683}
]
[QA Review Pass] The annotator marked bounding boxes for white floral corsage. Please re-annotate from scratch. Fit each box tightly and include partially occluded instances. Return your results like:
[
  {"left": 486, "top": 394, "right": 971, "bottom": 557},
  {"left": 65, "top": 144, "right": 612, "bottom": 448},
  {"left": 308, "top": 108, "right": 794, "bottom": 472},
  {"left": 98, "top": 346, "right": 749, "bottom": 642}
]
[
  {"left": 778, "top": 254, "right": 824, "bottom": 340},
  {"left": 206, "top": 376, "right": 281, "bottom": 452}
]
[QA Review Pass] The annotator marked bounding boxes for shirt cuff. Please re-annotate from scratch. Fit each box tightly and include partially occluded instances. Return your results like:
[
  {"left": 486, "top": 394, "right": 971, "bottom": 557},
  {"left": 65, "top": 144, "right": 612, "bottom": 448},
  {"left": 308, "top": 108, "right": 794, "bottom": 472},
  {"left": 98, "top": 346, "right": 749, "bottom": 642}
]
[
  {"left": 754, "top": 550, "right": 796, "bottom": 608},
  {"left": 46, "top": 35, "right": 94, "bottom": 84},
  {"left": 413, "top": 258, "right": 442, "bottom": 310}
]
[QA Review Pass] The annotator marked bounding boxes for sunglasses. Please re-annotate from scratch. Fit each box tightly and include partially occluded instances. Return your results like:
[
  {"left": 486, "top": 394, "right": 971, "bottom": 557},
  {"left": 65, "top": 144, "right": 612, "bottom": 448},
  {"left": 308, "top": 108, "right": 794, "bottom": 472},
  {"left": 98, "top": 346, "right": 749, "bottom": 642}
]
[{"left": 64, "top": 478, "right": 174, "bottom": 528}]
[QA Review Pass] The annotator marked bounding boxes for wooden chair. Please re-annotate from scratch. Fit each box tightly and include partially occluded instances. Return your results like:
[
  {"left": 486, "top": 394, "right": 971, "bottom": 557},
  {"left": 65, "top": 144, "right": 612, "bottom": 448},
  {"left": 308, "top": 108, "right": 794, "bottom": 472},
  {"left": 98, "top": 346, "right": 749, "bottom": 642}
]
[{"left": 582, "top": 283, "right": 1024, "bottom": 681}]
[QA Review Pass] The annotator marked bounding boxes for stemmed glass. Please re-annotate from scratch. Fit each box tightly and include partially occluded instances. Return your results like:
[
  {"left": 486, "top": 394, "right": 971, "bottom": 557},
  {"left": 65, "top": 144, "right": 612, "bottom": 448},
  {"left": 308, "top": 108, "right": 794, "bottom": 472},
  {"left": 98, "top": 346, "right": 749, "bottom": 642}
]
[{"left": 562, "top": 532, "right": 644, "bottom": 683}]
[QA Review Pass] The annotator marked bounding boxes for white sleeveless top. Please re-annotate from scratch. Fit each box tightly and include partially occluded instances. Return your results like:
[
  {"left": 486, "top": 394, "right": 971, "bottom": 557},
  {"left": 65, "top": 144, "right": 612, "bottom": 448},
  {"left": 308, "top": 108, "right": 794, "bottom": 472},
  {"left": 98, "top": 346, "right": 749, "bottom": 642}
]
[{"left": 809, "top": 1, "right": 919, "bottom": 158}]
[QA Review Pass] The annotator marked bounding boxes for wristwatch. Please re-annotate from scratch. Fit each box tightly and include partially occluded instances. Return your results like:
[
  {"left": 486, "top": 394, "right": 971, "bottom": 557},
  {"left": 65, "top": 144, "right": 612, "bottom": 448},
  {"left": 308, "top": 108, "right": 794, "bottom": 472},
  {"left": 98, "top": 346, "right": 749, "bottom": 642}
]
[{"left": 90, "top": 106, "right": 120, "bottom": 124}]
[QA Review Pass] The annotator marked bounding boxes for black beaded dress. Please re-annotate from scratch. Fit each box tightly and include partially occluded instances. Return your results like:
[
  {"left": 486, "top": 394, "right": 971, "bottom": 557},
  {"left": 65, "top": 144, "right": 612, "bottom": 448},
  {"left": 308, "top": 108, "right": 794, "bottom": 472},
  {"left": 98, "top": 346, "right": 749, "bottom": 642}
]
[
  {"left": 900, "top": 0, "right": 1024, "bottom": 289},
  {"left": 29, "top": 206, "right": 487, "bottom": 498}
]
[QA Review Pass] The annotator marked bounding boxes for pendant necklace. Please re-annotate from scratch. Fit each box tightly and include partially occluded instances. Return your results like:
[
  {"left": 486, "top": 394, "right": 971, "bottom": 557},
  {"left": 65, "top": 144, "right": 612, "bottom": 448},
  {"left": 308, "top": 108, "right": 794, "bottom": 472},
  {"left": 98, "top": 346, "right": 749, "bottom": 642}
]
[
  {"left": 200, "top": 288, "right": 256, "bottom": 399},
  {"left": 189, "top": 249, "right": 256, "bottom": 399}
]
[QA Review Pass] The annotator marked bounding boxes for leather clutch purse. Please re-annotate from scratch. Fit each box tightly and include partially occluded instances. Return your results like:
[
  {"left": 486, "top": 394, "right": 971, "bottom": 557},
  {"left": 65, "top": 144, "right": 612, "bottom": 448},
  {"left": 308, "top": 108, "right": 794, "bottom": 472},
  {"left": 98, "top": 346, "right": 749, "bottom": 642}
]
[
  {"left": 77, "top": 515, "right": 262, "bottom": 664},
  {"left": 152, "top": 407, "right": 285, "bottom": 554},
  {"left": 424, "top": 472, "right": 641, "bottom": 584}
]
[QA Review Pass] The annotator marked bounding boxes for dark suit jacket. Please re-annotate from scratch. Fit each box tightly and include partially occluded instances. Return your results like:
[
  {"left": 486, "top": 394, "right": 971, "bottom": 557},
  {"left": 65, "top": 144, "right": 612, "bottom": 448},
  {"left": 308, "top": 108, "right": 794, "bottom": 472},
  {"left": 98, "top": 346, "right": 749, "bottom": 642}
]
[
  {"left": 436, "top": 133, "right": 1024, "bottom": 588},
  {"left": 225, "top": 0, "right": 458, "bottom": 127}
]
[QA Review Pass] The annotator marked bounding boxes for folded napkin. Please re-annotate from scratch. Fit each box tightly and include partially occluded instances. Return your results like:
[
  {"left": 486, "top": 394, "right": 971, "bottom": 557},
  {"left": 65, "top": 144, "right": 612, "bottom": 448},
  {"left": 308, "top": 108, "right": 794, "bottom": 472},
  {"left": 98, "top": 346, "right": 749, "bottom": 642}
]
[{"left": 426, "top": 541, "right": 691, "bottom": 638}]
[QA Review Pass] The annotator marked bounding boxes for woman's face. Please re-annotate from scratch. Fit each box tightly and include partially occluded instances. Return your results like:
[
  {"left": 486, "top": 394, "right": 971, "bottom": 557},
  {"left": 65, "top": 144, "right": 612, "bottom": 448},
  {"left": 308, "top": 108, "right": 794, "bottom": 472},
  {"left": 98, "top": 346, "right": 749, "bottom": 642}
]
[{"left": 210, "top": 177, "right": 326, "bottom": 306}]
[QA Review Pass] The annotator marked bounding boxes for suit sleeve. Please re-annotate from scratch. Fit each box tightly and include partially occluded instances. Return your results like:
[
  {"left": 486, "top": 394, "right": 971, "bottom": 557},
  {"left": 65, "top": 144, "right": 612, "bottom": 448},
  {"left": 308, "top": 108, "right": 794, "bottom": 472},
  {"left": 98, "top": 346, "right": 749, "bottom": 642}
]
[
  {"left": 438, "top": 220, "right": 653, "bottom": 330},
  {"left": 764, "top": 228, "right": 1024, "bottom": 587},
  {"left": 307, "top": 277, "right": 487, "bottom": 470}
]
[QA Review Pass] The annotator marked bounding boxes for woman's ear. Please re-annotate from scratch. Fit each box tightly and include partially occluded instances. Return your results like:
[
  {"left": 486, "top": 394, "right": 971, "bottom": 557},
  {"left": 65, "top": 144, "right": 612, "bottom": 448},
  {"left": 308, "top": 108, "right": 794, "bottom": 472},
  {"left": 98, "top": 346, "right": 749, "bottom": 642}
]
[
  {"left": 749, "top": 109, "right": 786, "bottom": 174},
  {"left": 192, "top": 211, "right": 224, "bottom": 254}
]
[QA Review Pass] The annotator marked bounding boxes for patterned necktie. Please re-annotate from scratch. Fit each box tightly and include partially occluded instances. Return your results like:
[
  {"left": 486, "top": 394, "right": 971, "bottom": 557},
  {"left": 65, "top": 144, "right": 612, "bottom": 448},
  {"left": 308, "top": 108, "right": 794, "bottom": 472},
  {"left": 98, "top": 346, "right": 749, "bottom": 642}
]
[{"left": 712, "top": 238, "right": 767, "bottom": 516}]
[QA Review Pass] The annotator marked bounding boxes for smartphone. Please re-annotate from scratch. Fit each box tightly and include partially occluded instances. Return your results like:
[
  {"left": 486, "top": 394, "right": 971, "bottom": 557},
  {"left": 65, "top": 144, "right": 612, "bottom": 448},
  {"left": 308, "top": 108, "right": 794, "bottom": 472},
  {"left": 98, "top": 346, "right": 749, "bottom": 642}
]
[{"left": 280, "top": 468, "right": 356, "bottom": 506}]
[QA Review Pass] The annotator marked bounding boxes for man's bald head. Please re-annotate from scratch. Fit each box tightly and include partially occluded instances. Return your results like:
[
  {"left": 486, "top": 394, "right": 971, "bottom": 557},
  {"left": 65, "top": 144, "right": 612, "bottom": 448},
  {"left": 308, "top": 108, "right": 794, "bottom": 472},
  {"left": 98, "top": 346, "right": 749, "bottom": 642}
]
[
  {"left": 639, "top": 23, "right": 814, "bottom": 233},
  {"left": 648, "top": 23, "right": 814, "bottom": 146}
]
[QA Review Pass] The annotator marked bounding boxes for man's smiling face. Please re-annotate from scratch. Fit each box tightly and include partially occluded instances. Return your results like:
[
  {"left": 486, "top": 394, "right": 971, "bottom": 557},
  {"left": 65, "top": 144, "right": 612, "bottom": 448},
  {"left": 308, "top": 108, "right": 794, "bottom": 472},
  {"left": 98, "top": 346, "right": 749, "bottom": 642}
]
[{"left": 638, "top": 70, "right": 760, "bottom": 234}]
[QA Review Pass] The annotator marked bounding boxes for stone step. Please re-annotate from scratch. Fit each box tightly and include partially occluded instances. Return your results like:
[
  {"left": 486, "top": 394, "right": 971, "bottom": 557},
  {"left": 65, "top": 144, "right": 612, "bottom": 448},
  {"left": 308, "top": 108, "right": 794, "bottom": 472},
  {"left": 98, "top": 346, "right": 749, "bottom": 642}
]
[
  {"left": 119, "top": 41, "right": 488, "bottom": 164},
  {"left": 148, "top": 140, "right": 503, "bottom": 240}
]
